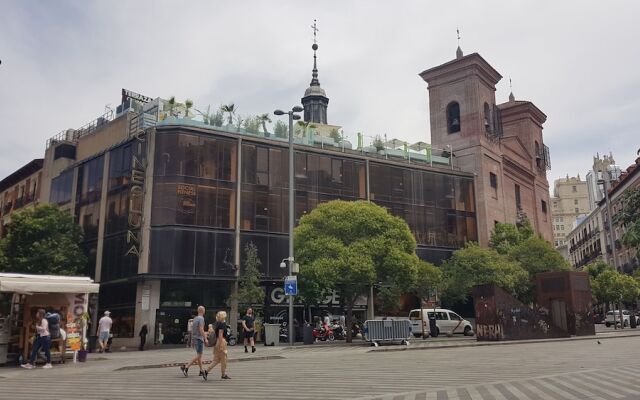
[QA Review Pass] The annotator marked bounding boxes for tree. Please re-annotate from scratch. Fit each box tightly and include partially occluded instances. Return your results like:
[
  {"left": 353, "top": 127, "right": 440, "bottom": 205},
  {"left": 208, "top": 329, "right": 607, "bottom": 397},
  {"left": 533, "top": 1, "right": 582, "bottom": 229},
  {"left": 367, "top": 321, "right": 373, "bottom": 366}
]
[
  {"left": 296, "top": 200, "right": 420, "bottom": 342},
  {"left": 592, "top": 270, "right": 640, "bottom": 326},
  {"left": 581, "top": 260, "right": 614, "bottom": 280},
  {"left": 257, "top": 113, "right": 272, "bottom": 135},
  {"left": 220, "top": 103, "right": 236, "bottom": 125},
  {"left": 329, "top": 128, "right": 342, "bottom": 143},
  {"left": 509, "top": 236, "right": 571, "bottom": 276},
  {"left": 167, "top": 96, "right": 177, "bottom": 117},
  {"left": 274, "top": 120, "right": 288, "bottom": 138},
  {"left": 296, "top": 121, "right": 315, "bottom": 138},
  {"left": 490, "top": 222, "right": 532, "bottom": 255},
  {"left": 184, "top": 99, "right": 193, "bottom": 118},
  {"left": 615, "top": 187, "right": 640, "bottom": 253},
  {"left": 373, "top": 135, "right": 385, "bottom": 152},
  {"left": 440, "top": 243, "right": 528, "bottom": 303},
  {"left": 0, "top": 204, "right": 87, "bottom": 276},
  {"left": 410, "top": 261, "right": 442, "bottom": 338},
  {"left": 242, "top": 116, "right": 261, "bottom": 134},
  {"left": 230, "top": 243, "right": 265, "bottom": 309}
]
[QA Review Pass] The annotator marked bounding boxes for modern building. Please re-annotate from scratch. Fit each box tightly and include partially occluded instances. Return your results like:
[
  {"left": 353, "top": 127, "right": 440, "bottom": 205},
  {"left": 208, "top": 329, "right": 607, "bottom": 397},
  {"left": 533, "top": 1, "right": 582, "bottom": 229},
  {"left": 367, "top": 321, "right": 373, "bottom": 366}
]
[
  {"left": 0, "top": 41, "right": 556, "bottom": 347},
  {"left": 585, "top": 153, "right": 621, "bottom": 211},
  {"left": 420, "top": 46, "right": 554, "bottom": 246},
  {"left": 600, "top": 156, "right": 640, "bottom": 273},
  {"left": 550, "top": 176, "right": 589, "bottom": 248},
  {"left": 0, "top": 159, "right": 44, "bottom": 237}
]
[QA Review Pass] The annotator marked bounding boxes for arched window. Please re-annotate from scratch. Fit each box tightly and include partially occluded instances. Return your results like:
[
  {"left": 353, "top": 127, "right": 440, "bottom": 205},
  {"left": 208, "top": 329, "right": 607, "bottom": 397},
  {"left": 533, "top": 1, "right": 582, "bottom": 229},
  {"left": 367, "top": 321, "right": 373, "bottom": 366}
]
[
  {"left": 446, "top": 102, "right": 460, "bottom": 134},
  {"left": 484, "top": 102, "right": 492, "bottom": 133}
]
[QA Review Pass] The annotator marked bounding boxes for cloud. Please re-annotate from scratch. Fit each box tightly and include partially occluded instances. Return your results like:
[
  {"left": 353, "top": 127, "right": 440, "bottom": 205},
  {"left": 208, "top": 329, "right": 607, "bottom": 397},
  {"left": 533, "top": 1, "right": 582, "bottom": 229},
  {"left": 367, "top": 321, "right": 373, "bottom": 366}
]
[{"left": 0, "top": 0, "right": 638, "bottom": 187}]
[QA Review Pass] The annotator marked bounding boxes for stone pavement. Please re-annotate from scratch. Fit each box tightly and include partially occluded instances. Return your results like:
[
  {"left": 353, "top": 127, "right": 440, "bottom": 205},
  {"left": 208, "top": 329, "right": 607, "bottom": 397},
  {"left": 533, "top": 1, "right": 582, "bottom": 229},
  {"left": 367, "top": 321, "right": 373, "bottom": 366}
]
[{"left": 1, "top": 329, "right": 639, "bottom": 399}]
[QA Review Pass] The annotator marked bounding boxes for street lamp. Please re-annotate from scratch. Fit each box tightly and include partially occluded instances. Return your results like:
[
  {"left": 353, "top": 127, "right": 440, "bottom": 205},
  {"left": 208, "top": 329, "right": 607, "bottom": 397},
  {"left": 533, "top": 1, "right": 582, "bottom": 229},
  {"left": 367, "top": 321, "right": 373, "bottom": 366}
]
[{"left": 274, "top": 106, "right": 303, "bottom": 346}]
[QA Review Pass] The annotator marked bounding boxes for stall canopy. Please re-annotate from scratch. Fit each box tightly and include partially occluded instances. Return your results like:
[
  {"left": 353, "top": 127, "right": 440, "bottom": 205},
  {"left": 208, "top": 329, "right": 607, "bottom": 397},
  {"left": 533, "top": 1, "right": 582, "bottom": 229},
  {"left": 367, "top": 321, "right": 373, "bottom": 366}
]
[{"left": 0, "top": 273, "right": 99, "bottom": 295}]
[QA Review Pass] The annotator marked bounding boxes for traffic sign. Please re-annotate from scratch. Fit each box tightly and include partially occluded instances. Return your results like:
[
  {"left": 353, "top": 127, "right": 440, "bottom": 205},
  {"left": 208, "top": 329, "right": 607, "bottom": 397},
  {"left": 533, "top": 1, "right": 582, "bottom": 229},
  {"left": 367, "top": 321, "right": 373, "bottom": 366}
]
[{"left": 284, "top": 275, "right": 297, "bottom": 296}]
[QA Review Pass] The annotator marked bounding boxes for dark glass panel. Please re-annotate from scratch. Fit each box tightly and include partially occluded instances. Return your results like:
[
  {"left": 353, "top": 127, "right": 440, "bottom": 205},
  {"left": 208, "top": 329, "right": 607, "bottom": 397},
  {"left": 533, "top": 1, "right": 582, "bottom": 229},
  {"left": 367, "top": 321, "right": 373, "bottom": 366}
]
[
  {"left": 173, "top": 230, "right": 195, "bottom": 275},
  {"left": 195, "top": 231, "right": 215, "bottom": 275}
]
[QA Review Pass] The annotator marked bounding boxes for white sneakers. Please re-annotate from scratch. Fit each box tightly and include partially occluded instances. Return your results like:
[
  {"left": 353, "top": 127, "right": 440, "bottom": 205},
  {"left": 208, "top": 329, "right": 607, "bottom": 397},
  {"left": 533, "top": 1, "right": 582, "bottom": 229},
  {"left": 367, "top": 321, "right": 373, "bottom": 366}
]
[{"left": 20, "top": 363, "right": 53, "bottom": 369}]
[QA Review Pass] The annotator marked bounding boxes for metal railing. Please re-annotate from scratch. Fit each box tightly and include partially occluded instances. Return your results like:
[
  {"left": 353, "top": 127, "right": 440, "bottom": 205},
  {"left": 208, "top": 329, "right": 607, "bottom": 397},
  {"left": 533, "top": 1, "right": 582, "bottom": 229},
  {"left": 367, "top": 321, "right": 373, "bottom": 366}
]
[{"left": 46, "top": 109, "right": 115, "bottom": 148}]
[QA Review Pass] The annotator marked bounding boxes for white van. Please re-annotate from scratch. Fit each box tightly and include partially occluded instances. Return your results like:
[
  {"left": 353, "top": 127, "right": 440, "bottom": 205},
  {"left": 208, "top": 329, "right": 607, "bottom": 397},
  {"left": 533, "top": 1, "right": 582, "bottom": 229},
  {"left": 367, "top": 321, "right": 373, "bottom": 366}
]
[{"left": 409, "top": 308, "right": 474, "bottom": 337}]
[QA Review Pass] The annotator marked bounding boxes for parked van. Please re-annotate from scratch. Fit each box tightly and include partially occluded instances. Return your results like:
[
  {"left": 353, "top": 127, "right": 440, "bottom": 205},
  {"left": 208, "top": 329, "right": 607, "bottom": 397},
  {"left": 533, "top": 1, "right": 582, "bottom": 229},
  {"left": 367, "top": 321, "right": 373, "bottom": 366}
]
[{"left": 409, "top": 308, "right": 474, "bottom": 337}]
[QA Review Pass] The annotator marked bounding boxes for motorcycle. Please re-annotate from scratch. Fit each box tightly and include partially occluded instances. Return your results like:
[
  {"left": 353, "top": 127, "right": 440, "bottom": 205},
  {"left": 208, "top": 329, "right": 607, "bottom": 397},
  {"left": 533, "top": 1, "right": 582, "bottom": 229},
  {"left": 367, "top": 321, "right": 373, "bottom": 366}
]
[
  {"left": 279, "top": 322, "right": 289, "bottom": 343},
  {"left": 225, "top": 324, "right": 237, "bottom": 346},
  {"left": 312, "top": 324, "right": 335, "bottom": 341},
  {"left": 330, "top": 324, "right": 346, "bottom": 340}
]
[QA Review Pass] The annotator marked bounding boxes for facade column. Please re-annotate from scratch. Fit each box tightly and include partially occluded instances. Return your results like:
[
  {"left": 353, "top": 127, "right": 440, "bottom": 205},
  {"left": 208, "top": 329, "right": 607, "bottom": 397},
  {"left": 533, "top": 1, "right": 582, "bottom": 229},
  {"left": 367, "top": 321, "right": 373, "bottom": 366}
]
[
  {"left": 94, "top": 153, "right": 110, "bottom": 283},
  {"left": 365, "top": 159, "right": 374, "bottom": 321},
  {"left": 229, "top": 137, "right": 242, "bottom": 335}
]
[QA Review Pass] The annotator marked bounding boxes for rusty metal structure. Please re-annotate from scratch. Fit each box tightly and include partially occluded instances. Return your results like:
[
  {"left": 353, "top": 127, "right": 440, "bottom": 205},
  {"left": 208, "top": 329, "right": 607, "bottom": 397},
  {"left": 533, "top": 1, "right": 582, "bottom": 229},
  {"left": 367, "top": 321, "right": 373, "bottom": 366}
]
[{"left": 473, "top": 271, "right": 595, "bottom": 341}]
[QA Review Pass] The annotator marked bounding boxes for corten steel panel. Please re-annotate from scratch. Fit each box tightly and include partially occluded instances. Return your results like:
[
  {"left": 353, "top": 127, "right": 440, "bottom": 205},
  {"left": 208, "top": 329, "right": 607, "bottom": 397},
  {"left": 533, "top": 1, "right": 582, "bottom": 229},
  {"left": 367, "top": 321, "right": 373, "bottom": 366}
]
[
  {"left": 473, "top": 284, "right": 570, "bottom": 341},
  {"left": 535, "top": 271, "right": 595, "bottom": 336}
]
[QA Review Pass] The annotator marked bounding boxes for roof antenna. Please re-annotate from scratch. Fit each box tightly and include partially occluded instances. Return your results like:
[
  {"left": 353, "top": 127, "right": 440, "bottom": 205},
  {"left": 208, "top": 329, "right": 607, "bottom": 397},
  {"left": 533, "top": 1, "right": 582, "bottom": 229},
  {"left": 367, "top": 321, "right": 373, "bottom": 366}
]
[{"left": 456, "top": 27, "right": 463, "bottom": 59}]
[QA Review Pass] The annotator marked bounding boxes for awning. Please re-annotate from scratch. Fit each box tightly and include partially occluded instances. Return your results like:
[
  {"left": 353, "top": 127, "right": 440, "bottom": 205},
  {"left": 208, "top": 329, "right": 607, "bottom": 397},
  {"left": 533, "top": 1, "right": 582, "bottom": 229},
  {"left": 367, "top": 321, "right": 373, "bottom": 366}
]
[{"left": 0, "top": 273, "right": 100, "bottom": 295}]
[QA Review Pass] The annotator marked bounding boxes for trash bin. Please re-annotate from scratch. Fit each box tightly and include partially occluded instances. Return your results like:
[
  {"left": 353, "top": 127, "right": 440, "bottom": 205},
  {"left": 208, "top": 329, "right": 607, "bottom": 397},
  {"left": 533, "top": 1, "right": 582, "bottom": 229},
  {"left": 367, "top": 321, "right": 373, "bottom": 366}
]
[
  {"left": 303, "top": 324, "right": 314, "bottom": 345},
  {"left": 429, "top": 316, "right": 438, "bottom": 337},
  {"left": 88, "top": 335, "right": 98, "bottom": 353},
  {"left": 77, "top": 349, "right": 88, "bottom": 362},
  {"left": 630, "top": 314, "right": 637, "bottom": 329},
  {"left": 263, "top": 324, "right": 280, "bottom": 346}
]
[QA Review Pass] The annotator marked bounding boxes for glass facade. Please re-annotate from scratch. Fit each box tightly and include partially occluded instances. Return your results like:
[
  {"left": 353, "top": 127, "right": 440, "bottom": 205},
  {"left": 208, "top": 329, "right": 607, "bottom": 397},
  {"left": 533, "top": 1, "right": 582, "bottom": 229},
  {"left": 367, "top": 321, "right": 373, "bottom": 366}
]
[{"left": 50, "top": 169, "right": 74, "bottom": 205}]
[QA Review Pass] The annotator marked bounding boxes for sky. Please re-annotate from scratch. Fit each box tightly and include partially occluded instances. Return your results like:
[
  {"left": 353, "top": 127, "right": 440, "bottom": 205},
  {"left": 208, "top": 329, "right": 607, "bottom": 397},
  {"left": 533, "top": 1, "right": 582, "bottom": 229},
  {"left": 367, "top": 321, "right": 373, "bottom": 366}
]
[{"left": 1, "top": 1, "right": 639, "bottom": 191}]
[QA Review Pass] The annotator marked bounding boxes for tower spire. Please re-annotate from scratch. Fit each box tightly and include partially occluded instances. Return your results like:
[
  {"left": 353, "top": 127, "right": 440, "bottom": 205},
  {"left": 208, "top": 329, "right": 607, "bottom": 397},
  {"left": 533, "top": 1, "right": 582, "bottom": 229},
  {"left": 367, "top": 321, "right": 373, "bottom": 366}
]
[
  {"left": 310, "top": 19, "right": 320, "bottom": 86},
  {"left": 456, "top": 27, "right": 463, "bottom": 59},
  {"left": 508, "top": 76, "right": 515, "bottom": 102}
]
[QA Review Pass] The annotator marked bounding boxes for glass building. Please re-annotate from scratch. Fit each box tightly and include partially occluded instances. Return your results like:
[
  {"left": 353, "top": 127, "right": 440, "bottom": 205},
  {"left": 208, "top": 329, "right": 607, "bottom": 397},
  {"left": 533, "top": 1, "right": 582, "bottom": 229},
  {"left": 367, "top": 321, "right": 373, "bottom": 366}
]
[{"left": 46, "top": 115, "right": 476, "bottom": 345}]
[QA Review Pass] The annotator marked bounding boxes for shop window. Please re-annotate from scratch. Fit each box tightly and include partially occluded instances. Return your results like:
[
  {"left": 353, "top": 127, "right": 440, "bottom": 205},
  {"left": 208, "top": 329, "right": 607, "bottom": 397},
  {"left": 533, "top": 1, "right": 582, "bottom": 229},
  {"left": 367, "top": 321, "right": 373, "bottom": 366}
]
[{"left": 446, "top": 102, "right": 460, "bottom": 133}]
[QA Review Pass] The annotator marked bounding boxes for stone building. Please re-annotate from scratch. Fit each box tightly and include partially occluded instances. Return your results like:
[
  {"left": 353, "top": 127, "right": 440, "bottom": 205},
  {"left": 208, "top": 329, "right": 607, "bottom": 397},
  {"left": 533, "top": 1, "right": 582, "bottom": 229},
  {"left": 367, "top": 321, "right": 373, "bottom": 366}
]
[
  {"left": 567, "top": 209, "right": 605, "bottom": 268},
  {"left": 550, "top": 176, "right": 590, "bottom": 248},
  {"left": 420, "top": 46, "right": 554, "bottom": 246},
  {"left": 0, "top": 159, "right": 44, "bottom": 237}
]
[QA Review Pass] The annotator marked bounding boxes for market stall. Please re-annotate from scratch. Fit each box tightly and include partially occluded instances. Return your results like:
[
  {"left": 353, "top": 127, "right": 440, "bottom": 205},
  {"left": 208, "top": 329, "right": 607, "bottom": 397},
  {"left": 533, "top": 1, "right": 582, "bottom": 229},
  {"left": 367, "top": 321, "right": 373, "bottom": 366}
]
[{"left": 0, "top": 273, "right": 99, "bottom": 365}]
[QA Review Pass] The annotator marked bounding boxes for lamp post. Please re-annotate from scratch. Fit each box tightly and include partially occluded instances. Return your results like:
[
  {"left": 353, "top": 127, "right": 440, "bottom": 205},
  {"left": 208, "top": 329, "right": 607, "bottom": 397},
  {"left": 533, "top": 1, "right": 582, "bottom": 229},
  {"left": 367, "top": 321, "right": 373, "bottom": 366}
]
[
  {"left": 599, "top": 171, "right": 624, "bottom": 329},
  {"left": 274, "top": 106, "right": 303, "bottom": 346}
]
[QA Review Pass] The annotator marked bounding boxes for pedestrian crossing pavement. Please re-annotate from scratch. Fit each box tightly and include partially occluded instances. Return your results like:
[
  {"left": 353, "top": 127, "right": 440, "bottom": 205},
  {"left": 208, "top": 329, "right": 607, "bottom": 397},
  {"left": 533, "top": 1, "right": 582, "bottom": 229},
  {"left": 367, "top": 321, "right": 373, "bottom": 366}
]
[{"left": 359, "top": 365, "right": 640, "bottom": 400}]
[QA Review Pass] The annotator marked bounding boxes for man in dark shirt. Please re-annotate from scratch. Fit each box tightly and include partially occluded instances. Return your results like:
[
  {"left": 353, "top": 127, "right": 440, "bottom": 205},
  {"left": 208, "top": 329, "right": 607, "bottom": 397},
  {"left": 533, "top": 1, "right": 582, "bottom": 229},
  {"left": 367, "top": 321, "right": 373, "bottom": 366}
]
[{"left": 241, "top": 308, "right": 256, "bottom": 353}]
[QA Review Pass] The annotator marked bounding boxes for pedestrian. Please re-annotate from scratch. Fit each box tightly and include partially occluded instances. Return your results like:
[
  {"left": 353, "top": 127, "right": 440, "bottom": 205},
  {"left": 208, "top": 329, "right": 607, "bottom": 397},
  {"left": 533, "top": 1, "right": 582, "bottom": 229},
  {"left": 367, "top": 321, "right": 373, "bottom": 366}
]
[
  {"left": 186, "top": 317, "right": 194, "bottom": 347},
  {"left": 202, "top": 311, "right": 231, "bottom": 381},
  {"left": 139, "top": 322, "right": 148, "bottom": 351},
  {"left": 21, "top": 309, "right": 52, "bottom": 369},
  {"left": 180, "top": 306, "right": 208, "bottom": 377},
  {"left": 241, "top": 307, "right": 256, "bottom": 353},
  {"left": 97, "top": 311, "right": 112, "bottom": 353},
  {"left": 207, "top": 324, "right": 214, "bottom": 345}
]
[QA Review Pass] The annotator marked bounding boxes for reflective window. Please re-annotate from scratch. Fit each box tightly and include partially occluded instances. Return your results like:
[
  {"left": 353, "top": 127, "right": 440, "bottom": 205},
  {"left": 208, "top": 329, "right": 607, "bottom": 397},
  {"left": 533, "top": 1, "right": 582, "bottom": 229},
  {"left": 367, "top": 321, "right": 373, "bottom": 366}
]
[{"left": 50, "top": 170, "right": 74, "bottom": 205}]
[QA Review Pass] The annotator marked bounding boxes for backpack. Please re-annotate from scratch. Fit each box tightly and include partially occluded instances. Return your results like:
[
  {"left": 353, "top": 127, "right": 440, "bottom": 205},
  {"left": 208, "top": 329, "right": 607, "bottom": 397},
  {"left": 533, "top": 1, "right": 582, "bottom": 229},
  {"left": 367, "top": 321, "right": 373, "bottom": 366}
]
[
  {"left": 208, "top": 331, "right": 217, "bottom": 347},
  {"left": 45, "top": 312, "right": 61, "bottom": 339}
]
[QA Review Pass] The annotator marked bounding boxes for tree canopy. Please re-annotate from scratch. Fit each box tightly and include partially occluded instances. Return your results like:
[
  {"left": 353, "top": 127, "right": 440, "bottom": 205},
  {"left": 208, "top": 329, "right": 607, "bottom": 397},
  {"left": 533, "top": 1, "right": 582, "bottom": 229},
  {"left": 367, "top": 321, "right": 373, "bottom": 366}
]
[
  {"left": 295, "top": 200, "right": 421, "bottom": 341},
  {"left": 230, "top": 243, "right": 265, "bottom": 310},
  {"left": 615, "top": 187, "right": 640, "bottom": 253},
  {"left": 591, "top": 269, "right": 640, "bottom": 305},
  {"left": 490, "top": 220, "right": 533, "bottom": 255},
  {"left": 441, "top": 243, "right": 528, "bottom": 303},
  {"left": 0, "top": 205, "right": 86, "bottom": 276},
  {"left": 581, "top": 260, "right": 614, "bottom": 280},
  {"left": 509, "top": 235, "right": 571, "bottom": 276}
]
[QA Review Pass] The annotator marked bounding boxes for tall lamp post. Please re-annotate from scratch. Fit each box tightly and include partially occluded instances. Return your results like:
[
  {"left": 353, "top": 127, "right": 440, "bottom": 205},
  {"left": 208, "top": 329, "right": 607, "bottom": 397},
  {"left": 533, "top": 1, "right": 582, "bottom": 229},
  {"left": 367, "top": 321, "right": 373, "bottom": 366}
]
[{"left": 274, "top": 106, "right": 303, "bottom": 346}]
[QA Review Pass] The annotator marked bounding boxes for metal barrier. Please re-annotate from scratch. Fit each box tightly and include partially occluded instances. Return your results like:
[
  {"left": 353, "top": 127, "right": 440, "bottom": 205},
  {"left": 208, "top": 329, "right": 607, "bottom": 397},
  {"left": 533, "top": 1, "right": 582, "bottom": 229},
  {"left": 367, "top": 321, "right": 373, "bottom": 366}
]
[{"left": 363, "top": 319, "right": 412, "bottom": 346}]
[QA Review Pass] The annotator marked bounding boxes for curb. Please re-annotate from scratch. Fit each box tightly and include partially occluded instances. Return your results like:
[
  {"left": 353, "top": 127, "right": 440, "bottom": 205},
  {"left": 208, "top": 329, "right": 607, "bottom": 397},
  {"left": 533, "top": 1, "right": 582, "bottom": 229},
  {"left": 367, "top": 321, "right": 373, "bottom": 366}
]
[
  {"left": 114, "top": 355, "right": 285, "bottom": 371},
  {"left": 367, "top": 332, "right": 640, "bottom": 353}
]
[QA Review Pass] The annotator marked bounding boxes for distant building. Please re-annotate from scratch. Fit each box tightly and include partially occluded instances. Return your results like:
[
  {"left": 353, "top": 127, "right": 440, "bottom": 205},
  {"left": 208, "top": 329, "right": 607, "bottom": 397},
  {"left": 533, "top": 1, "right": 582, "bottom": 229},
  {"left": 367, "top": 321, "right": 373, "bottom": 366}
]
[
  {"left": 567, "top": 208, "right": 604, "bottom": 268},
  {"left": 0, "top": 159, "right": 44, "bottom": 237},
  {"left": 585, "top": 153, "right": 621, "bottom": 211},
  {"left": 550, "top": 176, "right": 589, "bottom": 248},
  {"left": 420, "top": 46, "right": 554, "bottom": 246}
]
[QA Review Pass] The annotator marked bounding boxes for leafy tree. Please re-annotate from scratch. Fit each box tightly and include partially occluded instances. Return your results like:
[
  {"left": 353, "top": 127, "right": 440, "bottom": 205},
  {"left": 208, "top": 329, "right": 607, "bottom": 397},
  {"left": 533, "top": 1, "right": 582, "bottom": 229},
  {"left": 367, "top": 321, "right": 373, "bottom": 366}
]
[
  {"left": 490, "top": 221, "right": 532, "bottom": 255},
  {"left": 592, "top": 270, "right": 640, "bottom": 315},
  {"left": 440, "top": 243, "right": 528, "bottom": 303},
  {"left": 581, "top": 260, "right": 614, "bottom": 280},
  {"left": 0, "top": 205, "right": 87, "bottom": 276},
  {"left": 615, "top": 187, "right": 640, "bottom": 254},
  {"left": 257, "top": 113, "right": 272, "bottom": 135},
  {"left": 410, "top": 261, "right": 442, "bottom": 337},
  {"left": 509, "top": 236, "right": 571, "bottom": 276},
  {"left": 220, "top": 103, "right": 236, "bottom": 125},
  {"left": 230, "top": 243, "right": 265, "bottom": 308},
  {"left": 242, "top": 116, "right": 260, "bottom": 134},
  {"left": 296, "top": 200, "right": 419, "bottom": 342},
  {"left": 274, "top": 120, "right": 288, "bottom": 138}
]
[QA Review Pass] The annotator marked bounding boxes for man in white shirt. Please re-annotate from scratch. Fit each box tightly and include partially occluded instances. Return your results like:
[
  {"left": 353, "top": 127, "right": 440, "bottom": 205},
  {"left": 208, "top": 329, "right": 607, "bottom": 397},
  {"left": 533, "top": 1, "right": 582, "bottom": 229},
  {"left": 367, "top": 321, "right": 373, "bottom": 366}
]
[{"left": 97, "top": 311, "right": 113, "bottom": 353}]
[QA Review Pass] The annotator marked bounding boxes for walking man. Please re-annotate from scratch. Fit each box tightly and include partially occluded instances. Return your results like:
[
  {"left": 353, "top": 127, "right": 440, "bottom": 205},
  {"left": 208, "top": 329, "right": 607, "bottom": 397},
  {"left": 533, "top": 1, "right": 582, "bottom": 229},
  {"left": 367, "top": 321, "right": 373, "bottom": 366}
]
[
  {"left": 180, "top": 306, "right": 208, "bottom": 377},
  {"left": 97, "top": 311, "right": 112, "bottom": 353},
  {"left": 241, "top": 308, "right": 256, "bottom": 353},
  {"left": 203, "top": 311, "right": 230, "bottom": 381},
  {"left": 139, "top": 322, "right": 148, "bottom": 351}
]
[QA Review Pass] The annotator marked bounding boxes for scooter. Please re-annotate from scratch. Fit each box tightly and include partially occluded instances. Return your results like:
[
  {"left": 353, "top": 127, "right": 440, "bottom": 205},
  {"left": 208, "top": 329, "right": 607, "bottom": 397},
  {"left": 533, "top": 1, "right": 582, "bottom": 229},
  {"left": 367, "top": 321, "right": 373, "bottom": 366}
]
[
  {"left": 312, "top": 324, "right": 335, "bottom": 341},
  {"left": 331, "top": 324, "right": 346, "bottom": 340}
]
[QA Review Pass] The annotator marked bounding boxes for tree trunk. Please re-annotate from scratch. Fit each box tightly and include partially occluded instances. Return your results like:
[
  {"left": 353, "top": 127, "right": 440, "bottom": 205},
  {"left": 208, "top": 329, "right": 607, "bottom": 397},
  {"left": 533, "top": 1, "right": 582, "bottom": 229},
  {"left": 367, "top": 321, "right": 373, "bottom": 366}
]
[{"left": 346, "top": 300, "right": 355, "bottom": 343}]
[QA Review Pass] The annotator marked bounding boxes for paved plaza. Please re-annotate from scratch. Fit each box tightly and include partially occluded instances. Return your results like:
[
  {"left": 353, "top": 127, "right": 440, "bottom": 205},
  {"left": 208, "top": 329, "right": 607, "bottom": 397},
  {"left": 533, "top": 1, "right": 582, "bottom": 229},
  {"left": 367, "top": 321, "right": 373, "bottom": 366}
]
[{"left": 1, "top": 329, "right": 640, "bottom": 400}]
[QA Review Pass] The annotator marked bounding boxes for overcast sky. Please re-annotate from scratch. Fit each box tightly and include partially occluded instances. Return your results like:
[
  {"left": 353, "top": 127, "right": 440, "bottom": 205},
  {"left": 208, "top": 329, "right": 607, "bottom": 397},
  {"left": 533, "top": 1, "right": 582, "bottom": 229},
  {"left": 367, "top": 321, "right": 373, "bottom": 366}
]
[{"left": 1, "top": 1, "right": 639, "bottom": 190}]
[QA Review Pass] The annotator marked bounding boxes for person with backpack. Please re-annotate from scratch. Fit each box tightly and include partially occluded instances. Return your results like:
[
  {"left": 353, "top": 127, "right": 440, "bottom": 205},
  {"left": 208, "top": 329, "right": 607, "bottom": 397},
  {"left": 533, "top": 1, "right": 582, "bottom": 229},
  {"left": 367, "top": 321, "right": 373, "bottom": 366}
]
[
  {"left": 97, "top": 311, "right": 113, "bottom": 353},
  {"left": 202, "top": 311, "right": 231, "bottom": 381},
  {"left": 21, "top": 309, "right": 52, "bottom": 369}
]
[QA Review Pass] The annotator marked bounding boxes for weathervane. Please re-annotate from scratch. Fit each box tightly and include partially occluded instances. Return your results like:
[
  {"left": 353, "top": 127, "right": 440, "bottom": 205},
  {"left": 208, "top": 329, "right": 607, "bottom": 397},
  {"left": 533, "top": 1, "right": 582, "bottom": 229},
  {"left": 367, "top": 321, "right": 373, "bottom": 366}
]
[
  {"left": 456, "top": 27, "right": 460, "bottom": 46},
  {"left": 509, "top": 76, "right": 513, "bottom": 90},
  {"left": 312, "top": 19, "right": 319, "bottom": 45}
]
